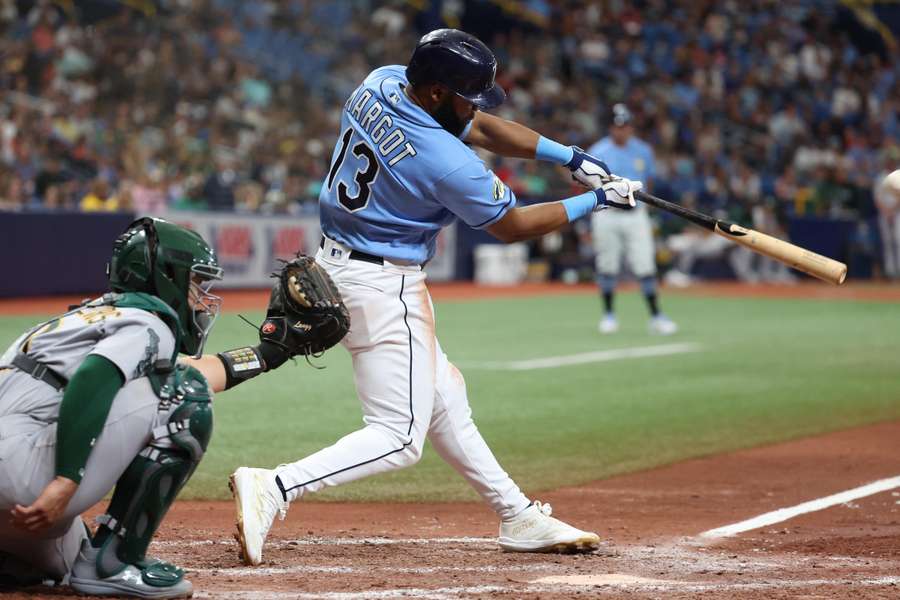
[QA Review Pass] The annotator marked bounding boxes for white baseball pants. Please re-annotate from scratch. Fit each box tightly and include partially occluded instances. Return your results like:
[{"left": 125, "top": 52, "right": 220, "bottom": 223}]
[
  {"left": 591, "top": 207, "right": 657, "bottom": 277},
  {"left": 274, "top": 239, "right": 530, "bottom": 520},
  {"left": 879, "top": 212, "right": 900, "bottom": 278}
]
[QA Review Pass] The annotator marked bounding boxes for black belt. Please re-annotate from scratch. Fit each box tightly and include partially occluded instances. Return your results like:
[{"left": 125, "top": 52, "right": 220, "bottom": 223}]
[
  {"left": 320, "top": 238, "right": 384, "bottom": 266},
  {"left": 11, "top": 354, "right": 68, "bottom": 392}
]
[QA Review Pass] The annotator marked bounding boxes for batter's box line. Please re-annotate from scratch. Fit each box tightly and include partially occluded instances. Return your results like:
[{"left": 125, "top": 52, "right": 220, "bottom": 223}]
[
  {"left": 152, "top": 535, "right": 497, "bottom": 548},
  {"left": 192, "top": 584, "right": 511, "bottom": 600},
  {"left": 191, "top": 576, "right": 900, "bottom": 600},
  {"left": 697, "top": 474, "right": 900, "bottom": 539},
  {"left": 190, "top": 563, "right": 560, "bottom": 576}
]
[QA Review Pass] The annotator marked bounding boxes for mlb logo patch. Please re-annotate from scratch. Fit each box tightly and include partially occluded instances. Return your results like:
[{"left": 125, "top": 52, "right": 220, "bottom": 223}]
[{"left": 331, "top": 248, "right": 343, "bottom": 258}]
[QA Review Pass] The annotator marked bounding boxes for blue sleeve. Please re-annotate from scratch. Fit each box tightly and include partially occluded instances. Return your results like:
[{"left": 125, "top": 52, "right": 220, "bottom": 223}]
[{"left": 433, "top": 160, "right": 516, "bottom": 229}]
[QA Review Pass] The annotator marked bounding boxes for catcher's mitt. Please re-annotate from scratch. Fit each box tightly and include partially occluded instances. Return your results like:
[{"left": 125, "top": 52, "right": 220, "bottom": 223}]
[{"left": 259, "top": 255, "right": 350, "bottom": 357}]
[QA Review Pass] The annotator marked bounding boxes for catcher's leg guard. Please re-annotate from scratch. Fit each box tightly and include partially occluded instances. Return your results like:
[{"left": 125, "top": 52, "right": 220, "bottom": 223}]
[{"left": 71, "top": 365, "right": 212, "bottom": 597}]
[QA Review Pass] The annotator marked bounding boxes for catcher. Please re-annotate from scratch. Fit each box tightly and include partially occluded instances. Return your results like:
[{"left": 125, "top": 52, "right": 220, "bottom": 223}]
[{"left": 0, "top": 218, "right": 348, "bottom": 598}]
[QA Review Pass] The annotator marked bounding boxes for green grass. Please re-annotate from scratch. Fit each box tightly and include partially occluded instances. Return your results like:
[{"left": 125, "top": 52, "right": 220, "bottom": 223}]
[{"left": 2, "top": 291, "right": 899, "bottom": 502}]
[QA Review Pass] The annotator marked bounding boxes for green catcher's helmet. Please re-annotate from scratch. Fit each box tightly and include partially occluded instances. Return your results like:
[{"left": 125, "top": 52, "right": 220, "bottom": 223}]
[{"left": 107, "top": 217, "right": 224, "bottom": 357}]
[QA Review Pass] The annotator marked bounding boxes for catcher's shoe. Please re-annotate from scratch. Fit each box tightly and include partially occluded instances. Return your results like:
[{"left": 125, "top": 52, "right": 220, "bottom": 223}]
[
  {"left": 230, "top": 467, "right": 288, "bottom": 566},
  {"left": 69, "top": 540, "right": 192, "bottom": 599},
  {"left": 498, "top": 501, "right": 600, "bottom": 553}
]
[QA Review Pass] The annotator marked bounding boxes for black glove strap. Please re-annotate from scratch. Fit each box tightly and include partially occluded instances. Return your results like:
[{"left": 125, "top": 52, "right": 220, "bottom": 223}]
[
  {"left": 216, "top": 346, "right": 266, "bottom": 390},
  {"left": 257, "top": 340, "right": 290, "bottom": 371}
]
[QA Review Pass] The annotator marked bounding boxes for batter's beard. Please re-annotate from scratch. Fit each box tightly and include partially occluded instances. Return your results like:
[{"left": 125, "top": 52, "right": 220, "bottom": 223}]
[{"left": 432, "top": 97, "right": 469, "bottom": 137}]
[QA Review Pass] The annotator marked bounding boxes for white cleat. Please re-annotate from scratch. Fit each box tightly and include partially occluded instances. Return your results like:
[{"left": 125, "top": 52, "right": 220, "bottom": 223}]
[
  {"left": 648, "top": 314, "right": 678, "bottom": 335},
  {"left": 498, "top": 501, "right": 601, "bottom": 553},
  {"left": 598, "top": 314, "right": 619, "bottom": 334},
  {"left": 229, "top": 467, "right": 288, "bottom": 566}
]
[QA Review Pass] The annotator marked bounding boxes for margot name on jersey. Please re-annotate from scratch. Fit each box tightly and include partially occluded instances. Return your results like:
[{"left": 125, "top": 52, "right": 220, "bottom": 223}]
[{"left": 345, "top": 88, "right": 417, "bottom": 167}]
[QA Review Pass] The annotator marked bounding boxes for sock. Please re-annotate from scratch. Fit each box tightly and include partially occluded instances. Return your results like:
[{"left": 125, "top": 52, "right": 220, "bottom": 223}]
[
  {"left": 645, "top": 292, "right": 660, "bottom": 316},
  {"left": 598, "top": 274, "right": 616, "bottom": 314},
  {"left": 639, "top": 276, "right": 659, "bottom": 316},
  {"left": 602, "top": 291, "right": 614, "bottom": 315}
]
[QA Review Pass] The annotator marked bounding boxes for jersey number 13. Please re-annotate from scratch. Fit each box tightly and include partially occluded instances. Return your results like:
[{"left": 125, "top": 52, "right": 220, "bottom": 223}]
[{"left": 327, "top": 128, "right": 379, "bottom": 212}]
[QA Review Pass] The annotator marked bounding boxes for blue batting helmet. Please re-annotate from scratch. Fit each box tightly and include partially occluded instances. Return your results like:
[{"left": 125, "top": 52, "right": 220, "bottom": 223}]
[{"left": 406, "top": 29, "right": 506, "bottom": 109}]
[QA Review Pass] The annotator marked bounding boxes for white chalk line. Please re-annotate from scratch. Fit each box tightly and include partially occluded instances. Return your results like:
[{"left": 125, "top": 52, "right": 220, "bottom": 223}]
[
  {"left": 191, "top": 563, "right": 557, "bottom": 576},
  {"left": 153, "top": 536, "right": 495, "bottom": 548},
  {"left": 193, "top": 585, "right": 509, "bottom": 600},
  {"left": 458, "top": 342, "right": 702, "bottom": 370},
  {"left": 699, "top": 474, "right": 900, "bottom": 539},
  {"left": 191, "top": 577, "right": 900, "bottom": 599}
]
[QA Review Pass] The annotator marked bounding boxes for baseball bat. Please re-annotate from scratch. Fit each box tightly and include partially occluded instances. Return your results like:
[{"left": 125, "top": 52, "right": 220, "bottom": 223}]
[{"left": 634, "top": 191, "right": 848, "bottom": 285}]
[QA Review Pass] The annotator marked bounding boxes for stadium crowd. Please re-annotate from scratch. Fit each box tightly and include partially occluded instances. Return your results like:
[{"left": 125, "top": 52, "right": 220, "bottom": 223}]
[{"left": 0, "top": 0, "right": 897, "bottom": 275}]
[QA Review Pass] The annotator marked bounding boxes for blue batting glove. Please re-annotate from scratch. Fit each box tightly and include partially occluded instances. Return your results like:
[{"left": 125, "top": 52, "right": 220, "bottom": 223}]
[
  {"left": 593, "top": 177, "right": 642, "bottom": 211},
  {"left": 566, "top": 147, "right": 611, "bottom": 188}
]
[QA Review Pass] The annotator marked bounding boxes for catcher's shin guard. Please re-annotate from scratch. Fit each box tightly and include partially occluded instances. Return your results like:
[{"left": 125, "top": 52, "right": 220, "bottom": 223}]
[{"left": 87, "top": 365, "right": 212, "bottom": 580}]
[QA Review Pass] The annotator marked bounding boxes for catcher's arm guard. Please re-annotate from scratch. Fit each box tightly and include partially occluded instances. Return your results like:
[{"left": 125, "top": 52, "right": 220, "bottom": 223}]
[{"left": 215, "top": 255, "right": 350, "bottom": 390}]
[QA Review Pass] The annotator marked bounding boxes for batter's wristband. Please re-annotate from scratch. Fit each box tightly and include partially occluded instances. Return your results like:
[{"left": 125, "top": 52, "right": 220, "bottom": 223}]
[
  {"left": 561, "top": 191, "right": 598, "bottom": 222},
  {"left": 535, "top": 136, "right": 574, "bottom": 165},
  {"left": 217, "top": 346, "right": 266, "bottom": 390}
]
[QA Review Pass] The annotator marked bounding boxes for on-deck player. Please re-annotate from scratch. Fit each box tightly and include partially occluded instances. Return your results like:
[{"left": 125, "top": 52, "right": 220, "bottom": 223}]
[
  {"left": 230, "top": 29, "right": 643, "bottom": 564},
  {"left": 588, "top": 104, "right": 677, "bottom": 335}
]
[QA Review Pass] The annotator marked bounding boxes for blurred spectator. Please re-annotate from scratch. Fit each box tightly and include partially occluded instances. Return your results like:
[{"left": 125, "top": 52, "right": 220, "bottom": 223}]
[
  {"left": 0, "top": 0, "right": 897, "bottom": 279},
  {"left": 79, "top": 178, "right": 119, "bottom": 212},
  {"left": 130, "top": 168, "right": 167, "bottom": 216},
  {"left": 170, "top": 174, "right": 208, "bottom": 211},
  {"left": 33, "top": 156, "right": 67, "bottom": 200}
]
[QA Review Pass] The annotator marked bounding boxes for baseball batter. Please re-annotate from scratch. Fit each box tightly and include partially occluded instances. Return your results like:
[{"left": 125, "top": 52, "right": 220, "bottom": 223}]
[
  {"left": 588, "top": 104, "right": 677, "bottom": 335},
  {"left": 231, "top": 29, "right": 643, "bottom": 564}
]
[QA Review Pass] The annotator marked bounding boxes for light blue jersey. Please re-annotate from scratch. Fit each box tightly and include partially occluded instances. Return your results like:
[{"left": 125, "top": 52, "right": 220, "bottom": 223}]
[
  {"left": 319, "top": 65, "right": 516, "bottom": 264},
  {"left": 588, "top": 136, "right": 655, "bottom": 211}
]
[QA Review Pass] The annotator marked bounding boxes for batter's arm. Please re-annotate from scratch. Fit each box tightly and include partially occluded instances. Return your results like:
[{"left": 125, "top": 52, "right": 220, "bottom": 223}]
[
  {"left": 466, "top": 113, "right": 609, "bottom": 183},
  {"left": 487, "top": 202, "right": 570, "bottom": 243},
  {"left": 465, "top": 112, "right": 541, "bottom": 159},
  {"left": 487, "top": 181, "right": 640, "bottom": 243}
]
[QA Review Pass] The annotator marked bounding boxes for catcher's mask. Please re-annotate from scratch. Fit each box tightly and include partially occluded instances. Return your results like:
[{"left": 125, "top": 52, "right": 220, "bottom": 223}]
[{"left": 108, "top": 217, "right": 223, "bottom": 357}]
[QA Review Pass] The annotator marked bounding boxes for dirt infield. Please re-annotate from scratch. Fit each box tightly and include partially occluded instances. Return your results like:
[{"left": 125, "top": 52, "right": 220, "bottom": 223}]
[
  {"left": 10, "top": 420, "right": 899, "bottom": 599},
  {"left": 1, "top": 281, "right": 899, "bottom": 316}
]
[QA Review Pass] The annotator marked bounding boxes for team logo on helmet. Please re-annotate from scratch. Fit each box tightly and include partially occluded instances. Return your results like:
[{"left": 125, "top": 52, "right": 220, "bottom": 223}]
[{"left": 261, "top": 322, "right": 277, "bottom": 335}]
